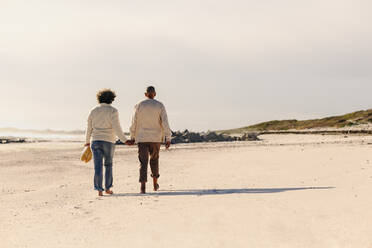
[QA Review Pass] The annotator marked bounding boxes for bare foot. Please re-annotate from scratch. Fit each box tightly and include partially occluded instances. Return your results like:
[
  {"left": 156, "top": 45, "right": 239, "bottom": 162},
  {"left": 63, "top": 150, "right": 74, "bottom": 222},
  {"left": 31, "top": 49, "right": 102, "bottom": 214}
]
[
  {"left": 98, "top": 191, "right": 103, "bottom": 196},
  {"left": 153, "top": 178, "right": 159, "bottom": 191},
  {"left": 105, "top": 190, "right": 113, "bottom": 195},
  {"left": 154, "top": 183, "right": 159, "bottom": 191},
  {"left": 140, "top": 183, "right": 146, "bottom": 194}
]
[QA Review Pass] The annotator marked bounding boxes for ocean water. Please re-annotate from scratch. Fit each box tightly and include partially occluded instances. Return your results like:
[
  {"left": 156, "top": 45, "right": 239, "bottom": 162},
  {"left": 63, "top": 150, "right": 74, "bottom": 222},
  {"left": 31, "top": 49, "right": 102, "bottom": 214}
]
[{"left": 0, "top": 132, "right": 85, "bottom": 142}]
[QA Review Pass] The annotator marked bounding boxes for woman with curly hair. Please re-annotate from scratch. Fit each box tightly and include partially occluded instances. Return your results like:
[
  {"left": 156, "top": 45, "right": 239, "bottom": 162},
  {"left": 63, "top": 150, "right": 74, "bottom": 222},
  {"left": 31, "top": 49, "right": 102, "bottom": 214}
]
[{"left": 85, "top": 89, "right": 133, "bottom": 196}]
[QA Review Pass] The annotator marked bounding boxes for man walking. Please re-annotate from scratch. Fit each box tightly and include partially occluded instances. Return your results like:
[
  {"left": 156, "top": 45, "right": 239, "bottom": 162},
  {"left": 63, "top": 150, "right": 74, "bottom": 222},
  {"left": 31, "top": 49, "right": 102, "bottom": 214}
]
[{"left": 130, "top": 86, "right": 172, "bottom": 194}]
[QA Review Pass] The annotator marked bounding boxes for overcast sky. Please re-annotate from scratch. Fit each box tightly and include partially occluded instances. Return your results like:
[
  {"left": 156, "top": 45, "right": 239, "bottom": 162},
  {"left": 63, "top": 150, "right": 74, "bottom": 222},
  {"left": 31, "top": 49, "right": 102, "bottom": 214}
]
[{"left": 1, "top": 0, "right": 371, "bottom": 131}]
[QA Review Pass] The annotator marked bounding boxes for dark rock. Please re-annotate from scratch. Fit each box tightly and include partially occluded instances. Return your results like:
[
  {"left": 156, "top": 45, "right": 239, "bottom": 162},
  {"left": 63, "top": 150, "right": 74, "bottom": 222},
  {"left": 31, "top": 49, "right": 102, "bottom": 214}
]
[
  {"left": 170, "top": 130, "right": 259, "bottom": 144},
  {"left": 0, "top": 138, "right": 27, "bottom": 144},
  {"left": 241, "top": 133, "right": 260, "bottom": 141}
]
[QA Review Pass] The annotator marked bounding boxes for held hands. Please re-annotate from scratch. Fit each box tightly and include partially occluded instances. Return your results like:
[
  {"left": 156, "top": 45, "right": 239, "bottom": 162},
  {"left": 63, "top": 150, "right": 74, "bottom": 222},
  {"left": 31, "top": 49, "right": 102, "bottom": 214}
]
[
  {"left": 165, "top": 141, "right": 171, "bottom": 149},
  {"left": 125, "top": 140, "right": 135, "bottom": 146},
  {"left": 84, "top": 143, "right": 90, "bottom": 147}
]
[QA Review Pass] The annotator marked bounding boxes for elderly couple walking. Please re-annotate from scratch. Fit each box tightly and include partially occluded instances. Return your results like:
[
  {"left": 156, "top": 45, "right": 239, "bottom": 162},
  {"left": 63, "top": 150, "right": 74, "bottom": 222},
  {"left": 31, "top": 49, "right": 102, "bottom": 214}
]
[{"left": 84, "top": 86, "right": 172, "bottom": 196}]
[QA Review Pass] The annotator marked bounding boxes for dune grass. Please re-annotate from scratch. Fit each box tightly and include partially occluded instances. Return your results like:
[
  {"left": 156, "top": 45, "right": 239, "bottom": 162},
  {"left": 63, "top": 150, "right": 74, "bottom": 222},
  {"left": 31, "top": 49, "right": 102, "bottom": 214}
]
[{"left": 220, "top": 109, "right": 372, "bottom": 134}]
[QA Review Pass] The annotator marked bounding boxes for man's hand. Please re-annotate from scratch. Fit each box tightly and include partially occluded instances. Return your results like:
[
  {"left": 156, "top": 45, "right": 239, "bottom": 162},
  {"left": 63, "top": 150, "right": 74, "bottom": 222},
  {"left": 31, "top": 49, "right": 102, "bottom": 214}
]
[
  {"left": 165, "top": 141, "right": 171, "bottom": 149},
  {"left": 125, "top": 140, "right": 135, "bottom": 146},
  {"left": 84, "top": 143, "right": 90, "bottom": 147}
]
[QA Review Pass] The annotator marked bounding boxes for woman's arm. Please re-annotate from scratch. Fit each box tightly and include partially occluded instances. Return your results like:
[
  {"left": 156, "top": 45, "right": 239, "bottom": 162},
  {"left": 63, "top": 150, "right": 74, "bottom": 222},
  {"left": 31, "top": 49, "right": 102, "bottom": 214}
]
[
  {"left": 112, "top": 109, "right": 128, "bottom": 142},
  {"left": 85, "top": 112, "right": 93, "bottom": 145}
]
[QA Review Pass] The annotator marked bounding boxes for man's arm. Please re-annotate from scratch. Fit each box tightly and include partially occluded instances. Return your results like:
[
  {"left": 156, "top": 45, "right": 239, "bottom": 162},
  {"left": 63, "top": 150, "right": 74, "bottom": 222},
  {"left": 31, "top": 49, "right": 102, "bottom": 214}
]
[
  {"left": 129, "top": 104, "right": 139, "bottom": 141},
  {"left": 85, "top": 112, "right": 93, "bottom": 146},
  {"left": 112, "top": 109, "right": 128, "bottom": 143},
  {"left": 160, "top": 104, "right": 172, "bottom": 148}
]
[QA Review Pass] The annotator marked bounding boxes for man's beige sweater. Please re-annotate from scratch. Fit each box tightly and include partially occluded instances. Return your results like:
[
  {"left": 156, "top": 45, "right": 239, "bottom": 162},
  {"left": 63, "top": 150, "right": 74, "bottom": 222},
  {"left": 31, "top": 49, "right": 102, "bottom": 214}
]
[{"left": 130, "top": 99, "right": 172, "bottom": 143}]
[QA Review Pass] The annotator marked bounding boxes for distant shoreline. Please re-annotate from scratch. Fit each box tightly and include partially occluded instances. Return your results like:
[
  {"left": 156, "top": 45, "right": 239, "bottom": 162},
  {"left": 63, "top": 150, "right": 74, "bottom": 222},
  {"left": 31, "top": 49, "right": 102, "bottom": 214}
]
[
  {"left": 0, "top": 127, "right": 85, "bottom": 135},
  {"left": 2, "top": 128, "right": 372, "bottom": 145}
]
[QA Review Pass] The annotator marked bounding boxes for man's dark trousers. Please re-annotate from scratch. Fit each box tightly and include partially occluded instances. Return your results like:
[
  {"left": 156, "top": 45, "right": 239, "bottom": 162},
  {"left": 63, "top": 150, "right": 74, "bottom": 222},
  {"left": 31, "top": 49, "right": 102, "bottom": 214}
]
[{"left": 138, "top": 142, "right": 161, "bottom": 183}]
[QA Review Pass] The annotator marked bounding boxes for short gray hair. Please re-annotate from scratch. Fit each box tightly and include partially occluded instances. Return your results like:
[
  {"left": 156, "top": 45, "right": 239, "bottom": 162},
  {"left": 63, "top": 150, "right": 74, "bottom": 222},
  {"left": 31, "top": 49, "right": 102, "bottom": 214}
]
[{"left": 146, "top": 86, "right": 156, "bottom": 93}]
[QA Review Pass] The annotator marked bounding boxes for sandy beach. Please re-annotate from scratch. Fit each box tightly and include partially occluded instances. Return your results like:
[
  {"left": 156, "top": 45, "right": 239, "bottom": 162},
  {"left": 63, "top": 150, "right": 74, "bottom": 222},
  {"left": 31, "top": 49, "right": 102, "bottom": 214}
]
[{"left": 1, "top": 134, "right": 372, "bottom": 248}]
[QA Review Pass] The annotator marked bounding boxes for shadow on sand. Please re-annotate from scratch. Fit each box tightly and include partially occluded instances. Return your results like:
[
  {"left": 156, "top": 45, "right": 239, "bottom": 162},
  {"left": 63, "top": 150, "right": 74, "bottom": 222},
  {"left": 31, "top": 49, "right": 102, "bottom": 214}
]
[{"left": 110, "top": 187, "right": 334, "bottom": 197}]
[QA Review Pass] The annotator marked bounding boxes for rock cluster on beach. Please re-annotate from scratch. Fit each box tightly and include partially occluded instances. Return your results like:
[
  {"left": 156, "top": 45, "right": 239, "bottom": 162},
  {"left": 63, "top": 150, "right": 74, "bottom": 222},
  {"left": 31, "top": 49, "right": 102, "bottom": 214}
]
[
  {"left": 1, "top": 132, "right": 260, "bottom": 145},
  {"left": 170, "top": 130, "right": 260, "bottom": 144},
  {"left": 115, "top": 130, "right": 260, "bottom": 145},
  {"left": 0, "top": 138, "right": 27, "bottom": 144}
]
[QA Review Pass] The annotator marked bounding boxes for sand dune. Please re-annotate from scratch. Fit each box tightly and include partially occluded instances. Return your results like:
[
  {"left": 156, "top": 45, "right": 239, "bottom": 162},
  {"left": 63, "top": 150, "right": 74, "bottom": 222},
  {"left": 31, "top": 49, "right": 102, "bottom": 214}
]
[{"left": 1, "top": 134, "right": 372, "bottom": 247}]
